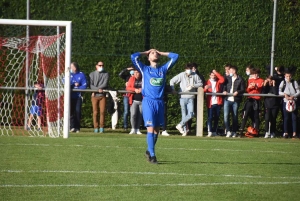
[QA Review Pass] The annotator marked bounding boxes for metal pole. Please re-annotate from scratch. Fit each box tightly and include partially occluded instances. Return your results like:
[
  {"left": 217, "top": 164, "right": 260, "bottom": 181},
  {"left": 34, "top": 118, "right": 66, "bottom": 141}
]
[
  {"left": 270, "top": 0, "right": 278, "bottom": 76},
  {"left": 57, "top": 26, "right": 60, "bottom": 136},
  {"left": 63, "top": 22, "right": 72, "bottom": 139},
  {"left": 24, "top": 0, "right": 30, "bottom": 130}
]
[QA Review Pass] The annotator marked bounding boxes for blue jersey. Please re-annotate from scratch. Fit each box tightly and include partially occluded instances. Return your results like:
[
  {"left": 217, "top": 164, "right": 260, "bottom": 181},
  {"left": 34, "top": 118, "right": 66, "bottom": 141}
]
[
  {"left": 70, "top": 72, "right": 87, "bottom": 98},
  {"left": 131, "top": 52, "right": 179, "bottom": 100}
]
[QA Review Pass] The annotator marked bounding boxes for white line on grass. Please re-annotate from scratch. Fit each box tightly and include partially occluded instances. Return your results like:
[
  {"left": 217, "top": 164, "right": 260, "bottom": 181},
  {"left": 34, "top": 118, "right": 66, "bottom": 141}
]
[
  {"left": 1, "top": 170, "right": 300, "bottom": 180},
  {"left": 1, "top": 181, "right": 300, "bottom": 188},
  {"left": 0, "top": 143, "right": 293, "bottom": 154}
]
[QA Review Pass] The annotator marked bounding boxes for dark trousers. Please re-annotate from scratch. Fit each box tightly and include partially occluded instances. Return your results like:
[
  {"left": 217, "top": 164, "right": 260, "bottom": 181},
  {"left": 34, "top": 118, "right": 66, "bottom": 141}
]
[
  {"left": 70, "top": 97, "right": 82, "bottom": 130},
  {"left": 264, "top": 107, "right": 279, "bottom": 133},
  {"left": 240, "top": 99, "right": 260, "bottom": 131},
  {"left": 207, "top": 104, "right": 221, "bottom": 132}
]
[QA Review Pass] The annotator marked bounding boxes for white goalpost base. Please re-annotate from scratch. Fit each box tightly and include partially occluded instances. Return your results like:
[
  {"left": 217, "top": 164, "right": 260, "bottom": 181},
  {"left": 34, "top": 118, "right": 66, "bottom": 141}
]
[{"left": 0, "top": 19, "right": 72, "bottom": 138}]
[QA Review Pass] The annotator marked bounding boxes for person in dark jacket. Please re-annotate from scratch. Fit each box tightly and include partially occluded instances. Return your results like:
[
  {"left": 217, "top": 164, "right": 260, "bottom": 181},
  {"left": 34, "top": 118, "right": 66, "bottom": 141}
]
[
  {"left": 118, "top": 65, "right": 134, "bottom": 130},
  {"left": 272, "top": 65, "right": 285, "bottom": 133},
  {"left": 262, "top": 76, "right": 280, "bottom": 138},
  {"left": 223, "top": 65, "right": 245, "bottom": 137}
]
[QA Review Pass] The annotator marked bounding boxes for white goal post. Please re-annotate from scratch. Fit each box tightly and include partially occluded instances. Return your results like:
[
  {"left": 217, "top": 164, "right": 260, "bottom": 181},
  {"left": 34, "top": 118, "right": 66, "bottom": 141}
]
[{"left": 0, "top": 19, "right": 72, "bottom": 138}]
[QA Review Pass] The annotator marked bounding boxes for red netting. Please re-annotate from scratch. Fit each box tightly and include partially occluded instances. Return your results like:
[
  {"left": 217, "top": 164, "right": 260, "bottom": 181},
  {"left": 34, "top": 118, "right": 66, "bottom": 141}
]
[{"left": 0, "top": 33, "right": 65, "bottom": 137}]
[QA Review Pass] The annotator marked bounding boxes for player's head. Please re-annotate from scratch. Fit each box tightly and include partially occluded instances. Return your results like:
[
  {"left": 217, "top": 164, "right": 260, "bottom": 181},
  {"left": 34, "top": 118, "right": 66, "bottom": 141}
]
[
  {"left": 70, "top": 62, "right": 79, "bottom": 73},
  {"left": 224, "top": 63, "right": 232, "bottom": 76},
  {"left": 133, "top": 69, "right": 141, "bottom": 79},
  {"left": 189, "top": 62, "right": 198, "bottom": 73},
  {"left": 229, "top": 65, "right": 238, "bottom": 76},
  {"left": 284, "top": 71, "right": 292, "bottom": 82},
  {"left": 184, "top": 63, "right": 192, "bottom": 75},
  {"left": 250, "top": 68, "right": 260, "bottom": 78},
  {"left": 245, "top": 64, "right": 254, "bottom": 76},
  {"left": 209, "top": 70, "right": 216, "bottom": 80},
  {"left": 147, "top": 49, "right": 160, "bottom": 62},
  {"left": 275, "top": 65, "right": 284, "bottom": 74},
  {"left": 96, "top": 61, "right": 104, "bottom": 72}
]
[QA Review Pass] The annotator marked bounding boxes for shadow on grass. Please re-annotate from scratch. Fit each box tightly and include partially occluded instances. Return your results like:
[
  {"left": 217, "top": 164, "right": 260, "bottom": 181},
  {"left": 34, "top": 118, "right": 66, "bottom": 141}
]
[{"left": 157, "top": 161, "right": 300, "bottom": 165}]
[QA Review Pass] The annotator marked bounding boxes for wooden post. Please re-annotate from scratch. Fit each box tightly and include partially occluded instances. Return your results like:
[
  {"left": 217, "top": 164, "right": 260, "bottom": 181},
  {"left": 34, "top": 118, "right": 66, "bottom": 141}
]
[{"left": 196, "top": 87, "right": 204, "bottom": 137}]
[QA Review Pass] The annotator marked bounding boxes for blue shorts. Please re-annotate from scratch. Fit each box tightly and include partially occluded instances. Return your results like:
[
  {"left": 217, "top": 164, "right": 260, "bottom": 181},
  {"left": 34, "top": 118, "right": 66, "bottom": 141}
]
[
  {"left": 142, "top": 97, "right": 164, "bottom": 127},
  {"left": 30, "top": 105, "right": 42, "bottom": 116}
]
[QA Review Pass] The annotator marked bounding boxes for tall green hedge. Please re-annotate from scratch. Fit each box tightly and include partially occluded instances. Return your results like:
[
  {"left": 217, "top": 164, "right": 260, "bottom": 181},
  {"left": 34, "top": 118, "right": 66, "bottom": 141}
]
[{"left": 1, "top": 0, "right": 299, "bottom": 131}]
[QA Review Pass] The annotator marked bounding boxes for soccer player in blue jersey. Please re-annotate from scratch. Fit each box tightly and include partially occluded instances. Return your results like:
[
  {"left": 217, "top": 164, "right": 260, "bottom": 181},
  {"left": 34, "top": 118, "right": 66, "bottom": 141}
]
[{"left": 131, "top": 49, "right": 179, "bottom": 164}]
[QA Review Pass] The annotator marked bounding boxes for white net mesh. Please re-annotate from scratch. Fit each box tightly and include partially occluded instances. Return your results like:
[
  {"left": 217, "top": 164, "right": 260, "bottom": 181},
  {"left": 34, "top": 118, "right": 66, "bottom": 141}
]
[{"left": 0, "top": 29, "right": 66, "bottom": 138}]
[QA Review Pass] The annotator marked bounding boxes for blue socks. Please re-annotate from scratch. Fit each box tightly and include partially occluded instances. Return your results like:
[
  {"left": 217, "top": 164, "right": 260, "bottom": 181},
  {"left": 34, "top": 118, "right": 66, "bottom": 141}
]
[
  {"left": 154, "top": 134, "right": 158, "bottom": 145},
  {"left": 147, "top": 132, "right": 159, "bottom": 157},
  {"left": 147, "top": 132, "right": 155, "bottom": 157}
]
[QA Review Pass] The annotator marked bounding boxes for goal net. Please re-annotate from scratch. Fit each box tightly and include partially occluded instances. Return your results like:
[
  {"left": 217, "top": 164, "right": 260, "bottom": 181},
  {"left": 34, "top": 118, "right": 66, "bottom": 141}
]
[{"left": 0, "top": 19, "right": 72, "bottom": 138}]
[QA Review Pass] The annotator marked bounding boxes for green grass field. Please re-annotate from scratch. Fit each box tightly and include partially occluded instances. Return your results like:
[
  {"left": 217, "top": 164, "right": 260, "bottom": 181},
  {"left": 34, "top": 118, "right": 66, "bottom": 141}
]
[{"left": 1, "top": 129, "right": 300, "bottom": 201}]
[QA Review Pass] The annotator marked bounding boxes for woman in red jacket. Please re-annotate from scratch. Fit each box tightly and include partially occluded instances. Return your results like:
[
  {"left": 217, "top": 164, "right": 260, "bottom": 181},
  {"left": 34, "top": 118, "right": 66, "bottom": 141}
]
[
  {"left": 126, "top": 69, "right": 143, "bottom": 135},
  {"left": 204, "top": 70, "right": 225, "bottom": 137},
  {"left": 240, "top": 68, "right": 264, "bottom": 136}
]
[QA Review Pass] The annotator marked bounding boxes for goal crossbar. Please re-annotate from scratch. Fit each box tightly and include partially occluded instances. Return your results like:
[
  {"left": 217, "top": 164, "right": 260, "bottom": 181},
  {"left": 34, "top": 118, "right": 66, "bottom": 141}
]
[{"left": 0, "top": 19, "right": 72, "bottom": 139}]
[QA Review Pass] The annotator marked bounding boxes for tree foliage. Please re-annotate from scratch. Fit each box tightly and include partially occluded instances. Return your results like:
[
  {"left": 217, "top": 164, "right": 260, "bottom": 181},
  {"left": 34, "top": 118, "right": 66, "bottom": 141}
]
[{"left": 1, "top": 0, "right": 299, "bottom": 130}]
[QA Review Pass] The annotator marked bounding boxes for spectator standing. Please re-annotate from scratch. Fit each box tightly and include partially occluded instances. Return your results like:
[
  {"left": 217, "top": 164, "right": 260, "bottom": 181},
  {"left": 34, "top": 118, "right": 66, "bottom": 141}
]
[
  {"left": 204, "top": 70, "right": 225, "bottom": 137},
  {"left": 170, "top": 63, "right": 203, "bottom": 136},
  {"left": 240, "top": 68, "right": 264, "bottom": 137},
  {"left": 161, "top": 85, "right": 173, "bottom": 136},
  {"left": 221, "top": 63, "right": 232, "bottom": 135},
  {"left": 186, "top": 63, "right": 205, "bottom": 133},
  {"left": 69, "top": 62, "right": 87, "bottom": 133},
  {"left": 262, "top": 76, "right": 279, "bottom": 138},
  {"left": 126, "top": 69, "right": 143, "bottom": 135},
  {"left": 245, "top": 64, "right": 254, "bottom": 78},
  {"left": 26, "top": 82, "right": 45, "bottom": 131},
  {"left": 273, "top": 65, "right": 285, "bottom": 132},
  {"left": 89, "top": 61, "right": 109, "bottom": 133},
  {"left": 119, "top": 65, "right": 135, "bottom": 131},
  {"left": 278, "top": 71, "right": 300, "bottom": 138},
  {"left": 223, "top": 66, "right": 245, "bottom": 137},
  {"left": 131, "top": 49, "right": 179, "bottom": 164}
]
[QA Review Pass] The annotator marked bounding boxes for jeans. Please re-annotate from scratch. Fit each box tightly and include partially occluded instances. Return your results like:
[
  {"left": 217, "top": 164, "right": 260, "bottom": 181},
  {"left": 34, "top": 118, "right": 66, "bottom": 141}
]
[
  {"left": 179, "top": 98, "right": 194, "bottom": 126},
  {"left": 123, "top": 96, "right": 129, "bottom": 129},
  {"left": 207, "top": 104, "right": 221, "bottom": 132},
  {"left": 283, "top": 102, "right": 297, "bottom": 133},
  {"left": 70, "top": 97, "right": 82, "bottom": 130},
  {"left": 91, "top": 96, "right": 106, "bottom": 128},
  {"left": 223, "top": 99, "right": 240, "bottom": 133},
  {"left": 130, "top": 100, "right": 143, "bottom": 129}
]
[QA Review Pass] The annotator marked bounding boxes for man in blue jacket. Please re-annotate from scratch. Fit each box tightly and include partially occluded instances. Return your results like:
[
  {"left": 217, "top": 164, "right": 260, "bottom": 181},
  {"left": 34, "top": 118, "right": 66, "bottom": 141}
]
[{"left": 70, "top": 62, "right": 87, "bottom": 133}]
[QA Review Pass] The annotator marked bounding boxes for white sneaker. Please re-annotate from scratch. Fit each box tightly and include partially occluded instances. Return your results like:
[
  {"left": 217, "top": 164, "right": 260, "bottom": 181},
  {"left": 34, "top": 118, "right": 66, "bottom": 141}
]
[
  {"left": 270, "top": 133, "right": 275, "bottom": 138},
  {"left": 176, "top": 124, "right": 184, "bottom": 134},
  {"left": 264, "top": 132, "right": 270, "bottom": 138},
  {"left": 232, "top": 132, "right": 237, "bottom": 138},
  {"left": 70, "top": 128, "right": 75, "bottom": 132},
  {"left": 161, "top": 130, "right": 170, "bottom": 136},
  {"left": 136, "top": 129, "right": 142, "bottom": 135},
  {"left": 226, "top": 131, "right": 232, "bottom": 138},
  {"left": 207, "top": 132, "right": 213, "bottom": 137},
  {"left": 129, "top": 129, "right": 136, "bottom": 134},
  {"left": 182, "top": 131, "right": 187, "bottom": 136}
]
